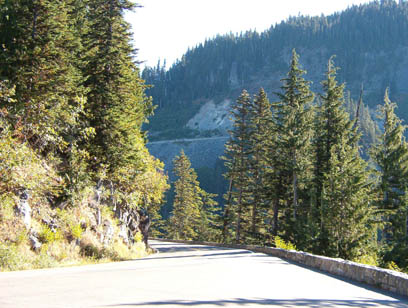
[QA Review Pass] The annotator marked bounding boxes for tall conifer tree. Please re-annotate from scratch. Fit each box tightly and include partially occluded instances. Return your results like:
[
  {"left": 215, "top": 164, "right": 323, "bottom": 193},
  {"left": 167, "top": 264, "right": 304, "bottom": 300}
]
[
  {"left": 246, "top": 88, "right": 273, "bottom": 244},
  {"left": 313, "top": 57, "right": 375, "bottom": 257},
  {"left": 273, "top": 49, "right": 315, "bottom": 248},
  {"left": 312, "top": 57, "right": 353, "bottom": 252},
  {"left": 371, "top": 89, "right": 408, "bottom": 268},
  {"left": 222, "top": 90, "right": 252, "bottom": 244},
  {"left": 321, "top": 136, "right": 375, "bottom": 260},
  {"left": 0, "top": 0, "right": 84, "bottom": 152},
  {"left": 168, "top": 150, "right": 218, "bottom": 240},
  {"left": 81, "top": 0, "right": 153, "bottom": 207}
]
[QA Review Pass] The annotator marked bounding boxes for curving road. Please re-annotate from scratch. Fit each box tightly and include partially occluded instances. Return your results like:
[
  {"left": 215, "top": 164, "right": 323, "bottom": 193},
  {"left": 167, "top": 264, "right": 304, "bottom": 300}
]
[{"left": 0, "top": 240, "right": 407, "bottom": 308}]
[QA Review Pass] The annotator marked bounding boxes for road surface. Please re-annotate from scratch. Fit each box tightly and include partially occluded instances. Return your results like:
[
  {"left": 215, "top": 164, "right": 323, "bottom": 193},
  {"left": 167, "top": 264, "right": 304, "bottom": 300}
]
[{"left": 0, "top": 240, "right": 407, "bottom": 308}]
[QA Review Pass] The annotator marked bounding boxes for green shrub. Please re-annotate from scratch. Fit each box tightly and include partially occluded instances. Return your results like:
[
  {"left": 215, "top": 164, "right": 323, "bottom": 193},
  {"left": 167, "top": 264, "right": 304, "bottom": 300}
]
[
  {"left": 0, "top": 194, "right": 15, "bottom": 222},
  {"left": 39, "top": 224, "right": 63, "bottom": 244},
  {"left": 0, "top": 243, "right": 24, "bottom": 271},
  {"left": 274, "top": 236, "right": 297, "bottom": 251},
  {"left": 354, "top": 253, "right": 379, "bottom": 267},
  {"left": 32, "top": 249, "right": 57, "bottom": 269},
  {"left": 385, "top": 261, "right": 402, "bottom": 272},
  {"left": 70, "top": 223, "right": 83, "bottom": 240},
  {"left": 134, "top": 231, "right": 143, "bottom": 243},
  {"left": 16, "top": 230, "right": 28, "bottom": 245}
]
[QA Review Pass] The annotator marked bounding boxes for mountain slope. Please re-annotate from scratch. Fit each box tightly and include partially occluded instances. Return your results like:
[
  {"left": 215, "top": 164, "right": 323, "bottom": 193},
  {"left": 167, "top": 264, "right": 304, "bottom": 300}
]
[{"left": 143, "top": 0, "right": 408, "bottom": 141}]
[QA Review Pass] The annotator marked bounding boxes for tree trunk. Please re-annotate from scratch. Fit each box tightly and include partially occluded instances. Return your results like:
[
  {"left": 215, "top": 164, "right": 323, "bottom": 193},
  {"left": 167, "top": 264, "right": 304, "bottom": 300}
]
[
  {"left": 293, "top": 150, "right": 298, "bottom": 221},
  {"left": 236, "top": 188, "right": 242, "bottom": 243},
  {"left": 273, "top": 197, "right": 279, "bottom": 236},
  {"left": 222, "top": 178, "right": 234, "bottom": 243},
  {"left": 251, "top": 200, "right": 257, "bottom": 237},
  {"left": 293, "top": 172, "right": 298, "bottom": 220},
  {"left": 31, "top": 1, "right": 38, "bottom": 40},
  {"left": 405, "top": 209, "right": 408, "bottom": 243}
]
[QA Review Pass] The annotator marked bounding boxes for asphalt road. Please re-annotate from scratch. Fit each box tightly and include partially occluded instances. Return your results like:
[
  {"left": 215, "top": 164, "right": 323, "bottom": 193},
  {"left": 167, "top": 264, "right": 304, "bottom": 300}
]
[{"left": 1, "top": 240, "right": 407, "bottom": 308}]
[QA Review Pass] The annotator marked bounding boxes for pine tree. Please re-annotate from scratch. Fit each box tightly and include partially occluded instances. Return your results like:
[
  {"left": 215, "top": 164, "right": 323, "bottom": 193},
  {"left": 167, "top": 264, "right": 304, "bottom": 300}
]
[
  {"left": 81, "top": 0, "right": 153, "bottom": 207},
  {"left": 273, "top": 49, "right": 315, "bottom": 248},
  {"left": 313, "top": 57, "right": 375, "bottom": 257},
  {"left": 312, "top": 57, "right": 354, "bottom": 252},
  {"left": 222, "top": 90, "right": 253, "bottom": 244},
  {"left": 168, "top": 150, "right": 205, "bottom": 240},
  {"left": 0, "top": 0, "right": 85, "bottom": 153},
  {"left": 321, "top": 136, "right": 375, "bottom": 260},
  {"left": 196, "top": 189, "right": 221, "bottom": 242},
  {"left": 246, "top": 88, "right": 273, "bottom": 244},
  {"left": 371, "top": 89, "right": 408, "bottom": 268}
]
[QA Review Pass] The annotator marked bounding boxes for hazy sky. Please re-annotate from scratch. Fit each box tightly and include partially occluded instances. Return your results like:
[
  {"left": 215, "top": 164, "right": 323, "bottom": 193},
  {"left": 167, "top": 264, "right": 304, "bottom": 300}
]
[{"left": 127, "top": 0, "right": 373, "bottom": 68}]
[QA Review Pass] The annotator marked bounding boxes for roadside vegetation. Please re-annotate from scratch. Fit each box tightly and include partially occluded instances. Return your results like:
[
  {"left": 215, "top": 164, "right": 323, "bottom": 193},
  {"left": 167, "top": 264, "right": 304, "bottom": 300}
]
[{"left": 0, "top": 0, "right": 168, "bottom": 271}]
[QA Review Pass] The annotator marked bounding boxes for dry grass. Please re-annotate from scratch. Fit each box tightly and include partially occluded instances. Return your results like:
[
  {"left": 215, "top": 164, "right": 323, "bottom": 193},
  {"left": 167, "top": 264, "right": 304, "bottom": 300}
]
[{"left": 0, "top": 202, "right": 149, "bottom": 271}]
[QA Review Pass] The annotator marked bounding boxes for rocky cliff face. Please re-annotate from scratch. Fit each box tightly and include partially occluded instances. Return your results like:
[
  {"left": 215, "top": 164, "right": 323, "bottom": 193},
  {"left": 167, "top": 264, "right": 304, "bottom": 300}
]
[{"left": 186, "top": 99, "right": 233, "bottom": 135}]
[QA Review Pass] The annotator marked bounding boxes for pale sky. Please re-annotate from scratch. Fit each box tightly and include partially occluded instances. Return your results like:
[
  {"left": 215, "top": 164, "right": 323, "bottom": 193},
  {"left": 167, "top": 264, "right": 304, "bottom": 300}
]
[{"left": 127, "top": 0, "right": 373, "bottom": 69}]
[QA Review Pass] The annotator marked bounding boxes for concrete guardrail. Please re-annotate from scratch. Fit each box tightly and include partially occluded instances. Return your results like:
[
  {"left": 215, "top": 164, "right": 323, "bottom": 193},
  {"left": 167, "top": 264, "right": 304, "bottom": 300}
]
[{"left": 152, "top": 238, "right": 408, "bottom": 298}]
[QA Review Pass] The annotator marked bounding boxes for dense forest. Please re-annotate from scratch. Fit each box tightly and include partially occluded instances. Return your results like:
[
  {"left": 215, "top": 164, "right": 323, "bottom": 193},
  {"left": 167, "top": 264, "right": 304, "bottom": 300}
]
[
  {"left": 143, "top": 0, "right": 408, "bottom": 141},
  {"left": 168, "top": 50, "right": 408, "bottom": 272},
  {"left": 0, "top": 0, "right": 168, "bottom": 270}
]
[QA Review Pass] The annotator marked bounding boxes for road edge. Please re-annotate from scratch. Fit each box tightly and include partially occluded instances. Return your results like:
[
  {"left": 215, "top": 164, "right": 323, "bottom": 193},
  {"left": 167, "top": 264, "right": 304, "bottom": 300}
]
[{"left": 152, "top": 238, "right": 408, "bottom": 298}]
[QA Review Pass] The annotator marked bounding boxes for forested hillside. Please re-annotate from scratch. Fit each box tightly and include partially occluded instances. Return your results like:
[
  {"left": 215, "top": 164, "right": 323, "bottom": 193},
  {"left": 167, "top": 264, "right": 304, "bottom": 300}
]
[
  {"left": 143, "top": 0, "right": 408, "bottom": 272},
  {"left": 0, "top": 0, "right": 168, "bottom": 270},
  {"left": 143, "top": 0, "right": 408, "bottom": 141},
  {"left": 165, "top": 50, "right": 408, "bottom": 272}
]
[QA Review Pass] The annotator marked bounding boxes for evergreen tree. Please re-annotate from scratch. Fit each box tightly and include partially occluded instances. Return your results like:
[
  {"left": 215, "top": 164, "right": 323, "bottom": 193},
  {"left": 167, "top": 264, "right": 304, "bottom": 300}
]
[
  {"left": 222, "top": 90, "right": 252, "bottom": 244},
  {"left": 313, "top": 57, "right": 375, "bottom": 257},
  {"left": 371, "top": 89, "right": 408, "bottom": 268},
  {"left": 246, "top": 88, "right": 273, "bottom": 244},
  {"left": 168, "top": 150, "right": 218, "bottom": 240},
  {"left": 195, "top": 189, "right": 221, "bottom": 242},
  {"left": 321, "top": 136, "right": 375, "bottom": 260},
  {"left": 312, "top": 57, "right": 353, "bottom": 252},
  {"left": 81, "top": 0, "right": 153, "bottom": 208},
  {"left": 273, "top": 49, "right": 315, "bottom": 248},
  {"left": 0, "top": 0, "right": 85, "bottom": 153}
]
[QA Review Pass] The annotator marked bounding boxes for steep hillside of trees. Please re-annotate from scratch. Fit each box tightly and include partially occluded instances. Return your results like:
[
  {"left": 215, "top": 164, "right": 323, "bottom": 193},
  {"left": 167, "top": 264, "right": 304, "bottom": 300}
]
[
  {"left": 0, "top": 0, "right": 168, "bottom": 270},
  {"left": 143, "top": 0, "right": 408, "bottom": 140}
]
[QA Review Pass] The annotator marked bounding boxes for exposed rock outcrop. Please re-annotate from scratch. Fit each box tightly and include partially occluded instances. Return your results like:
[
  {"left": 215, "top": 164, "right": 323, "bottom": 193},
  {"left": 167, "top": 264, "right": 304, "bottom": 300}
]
[{"left": 16, "top": 191, "right": 31, "bottom": 228}]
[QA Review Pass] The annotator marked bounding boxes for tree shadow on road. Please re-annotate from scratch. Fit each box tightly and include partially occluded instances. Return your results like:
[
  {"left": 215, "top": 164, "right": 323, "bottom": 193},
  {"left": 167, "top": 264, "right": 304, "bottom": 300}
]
[
  {"left": 152, "top": 245, "right": 222, "bottom": 253},
  {"left": 132, "top": 250, "right": 261, "bottom": 262},
  {"left": 103, "top": 297, "right": 408, "bottom": 307}
]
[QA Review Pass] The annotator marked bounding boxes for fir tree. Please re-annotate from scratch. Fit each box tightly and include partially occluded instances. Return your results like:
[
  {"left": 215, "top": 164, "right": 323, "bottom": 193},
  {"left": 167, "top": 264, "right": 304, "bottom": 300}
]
[
  {"left": 371, "top": 89, "right": 408, "bottom": 268},
  {"left": 312, "top": 57, "right": 353, "bottom": 252},
  {"left": 222, "top": 90, "right": 253, "bottom": 244},
  {"left": 321, "top": 136, "right": 375, "bottom": 260},
  {"left": 81, "top": 0, "right": 153, "bottom": 208},
  {"left": 0, "top": 0, "right": 85, "bottom": 152},
  {"left": 246, "top": 88, "right": 273, "bottom": 244},
  {"left": 273, "top": 49, "right": 315, "bottom": 248},
  {"left": 168, "top": 150, "right": 218, "bottom": 240},
  {"left": 313, "top": 57, "right": 375, "bottom": 257},
  {"left": 196, "top": 189, "right": 221, "bottom": 242}
]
